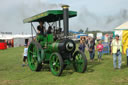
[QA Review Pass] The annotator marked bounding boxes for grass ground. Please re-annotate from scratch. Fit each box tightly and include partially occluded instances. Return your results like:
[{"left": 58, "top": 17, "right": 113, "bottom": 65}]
[{"left": 0, "top": 47, "right": 128, "bottom": 85}]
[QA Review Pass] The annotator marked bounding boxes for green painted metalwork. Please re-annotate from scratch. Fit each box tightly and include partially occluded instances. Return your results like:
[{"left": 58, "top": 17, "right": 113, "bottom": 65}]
[
  {"left": 36, "top": 34, "right": 44, "bottom": 42},
  {"left": 27, "top": 34, "right": 87, "bottom": 76},
  {"left": 49, "top": 52, "right": 63, "bottom": 76},
  {"left": 36, "top": 34, "right": 58, "bottom": 52},
  {"left": 27, "top": 42, "right": 42, "bottom": 71},
  {"left": 75, "top": 54, "right": 84, "bottom": 72},
  {"left": 25, "top": 8, "right": 87, "bottom": 76},
  {"left": 36, "top": 34, "right": 47, "bottom": 47},
  {"left": 23, "top": 10, "right": 77, "bottom": 23},
  {"left": 73, "top": 51, "right": 87, "bottom": 73},
  {"left": 47, "top": 34, "right": 53, "bottom": 43},
  {"left": 47, "top": 42, "right": 59, "bottom": 52},
  {"left": 64, "top": 60, "right": 71, "bottom": 65},
  {"left": 33, "top": 34, "right": 59, "bottom": 63}
]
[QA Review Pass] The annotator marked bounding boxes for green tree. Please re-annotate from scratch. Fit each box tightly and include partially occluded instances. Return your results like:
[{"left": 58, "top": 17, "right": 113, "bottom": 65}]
[
  {"left": 85, "top": 27, "right": 89, "bottom": 33},
  {"left": 78, "top": 29, "right": 84, "bottom": 33}
]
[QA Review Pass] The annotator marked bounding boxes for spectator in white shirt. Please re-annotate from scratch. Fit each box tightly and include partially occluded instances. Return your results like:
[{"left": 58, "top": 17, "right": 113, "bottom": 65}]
[{"left": 22, "top": 44, "right": 28, "bottom": 67}]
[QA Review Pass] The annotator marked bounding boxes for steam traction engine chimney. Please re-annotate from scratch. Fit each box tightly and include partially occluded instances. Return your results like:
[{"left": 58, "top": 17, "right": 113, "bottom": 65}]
[{"left": 62, "top": 5, "right": 69, "bottom": 38}]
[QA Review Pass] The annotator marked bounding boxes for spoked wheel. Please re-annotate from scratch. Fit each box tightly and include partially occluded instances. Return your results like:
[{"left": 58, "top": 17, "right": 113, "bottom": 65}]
[
  {"left": 27, "top": 41, "right": 42, "bottom": 71},
  {"left": 49, "top": 52, "right": 64, "bottom": 76},
  {"left": 73, "top": 50, "right": 87, "bottom": 73}
]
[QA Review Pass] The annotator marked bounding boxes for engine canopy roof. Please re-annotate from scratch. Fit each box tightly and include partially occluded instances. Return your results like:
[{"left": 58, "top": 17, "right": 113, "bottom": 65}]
[{"left": 23, "top": 10, "right": 77, "bottom": 23}]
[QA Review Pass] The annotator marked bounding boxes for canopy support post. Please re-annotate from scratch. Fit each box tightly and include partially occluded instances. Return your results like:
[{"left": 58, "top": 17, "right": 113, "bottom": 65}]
[
  {"left": 31, "top": 23, "right": 37, "bottom": 34},
  {"left": 59, "top": 18, "right": 61, "bottom": 28},
  {"left": 31, "top": 22, "right": 33, "bottom": 41},
  {"left": 55, "top": 21, "right": 57, "bottom": 29}
]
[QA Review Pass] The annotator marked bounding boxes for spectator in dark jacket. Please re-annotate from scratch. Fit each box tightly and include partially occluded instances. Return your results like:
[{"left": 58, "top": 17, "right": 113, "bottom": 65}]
[
  {"left": 79, "top": 37, "right": 86, "bottom": 53},
  {"left": 37, "top": 21, "right": 46, "bottom": 35},
  {"left": 88, "top": 38, "right": 95, "bottom": 62}
]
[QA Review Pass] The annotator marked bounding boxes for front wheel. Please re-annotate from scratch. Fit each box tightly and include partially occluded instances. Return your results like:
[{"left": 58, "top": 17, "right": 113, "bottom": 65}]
[
  {"left": 49, "top": 52, "right": 64, "bottom": 76},
  {"left": 27, "top": 41, "right": 42, "bottom": 71},
  {"left": 73, "top": 50, "right": 87, "bottom": 73}
]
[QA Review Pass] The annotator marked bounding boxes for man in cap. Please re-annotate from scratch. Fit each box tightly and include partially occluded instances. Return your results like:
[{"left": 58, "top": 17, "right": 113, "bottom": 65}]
[{"left": 111, "top": 35, "right": 123, "bottom": 69}]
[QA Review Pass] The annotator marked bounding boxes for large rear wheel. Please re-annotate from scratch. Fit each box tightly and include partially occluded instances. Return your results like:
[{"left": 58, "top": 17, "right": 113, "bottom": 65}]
[
  {"left": 49, "top": 52, "right": 64, "bottom": 76},
  {"left": 73, "top": 50, "right": 87, "bottom": 73},
  {"left": 27, "top": 41, "right": 42, "bottom": 71}
]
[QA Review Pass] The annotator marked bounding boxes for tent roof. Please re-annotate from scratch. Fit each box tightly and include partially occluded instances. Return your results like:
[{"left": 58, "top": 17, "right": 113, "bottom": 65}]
[
  {"left": 0, "top": 34, "right": 33, "bottom": 40},
  {"left": 114, "top": 21, "right": 128, "bottom": 30},
  {"left": 23, "top": 10, "right": 77, "bottom": 23}
]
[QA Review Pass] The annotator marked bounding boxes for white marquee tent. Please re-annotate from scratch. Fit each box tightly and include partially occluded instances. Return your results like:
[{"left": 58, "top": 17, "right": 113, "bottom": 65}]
[
  {"left": 0, "top": 34, "right": 34, "bottom": 47},
  {"left": 114, "top": 21, "right": 128, "bottom": 54}
]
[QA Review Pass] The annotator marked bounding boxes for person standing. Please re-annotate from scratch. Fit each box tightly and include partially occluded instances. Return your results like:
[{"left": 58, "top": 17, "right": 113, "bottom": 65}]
[
  {"left": 36, "top": 21, "right": 46, "bottom": 43},
  {"left": 22, "top": 44, "right": 28, "bottom": 67},
  {"left": 111, "top": 35, "right": 123, "bottom": 69},
  {"left": 85, "top": 36, "right": 89, "bottom": 50},
  {"left": 109, "top": 34, "right": 113, "bottom": 53},
  {"left": 88, "top": 38, "right": 95, "bottom": 62},
  {"left": 97, "top": 40, "right": 104, "bottom": 62},
  {"left": 79, "top": 37, "right": 86, "bottom": 53},
  {"left": 37, "top": 21, "right": 46, "bottom": 35},
  {"left": 126, "top": 45, "right": 128, "bottom": 66}
]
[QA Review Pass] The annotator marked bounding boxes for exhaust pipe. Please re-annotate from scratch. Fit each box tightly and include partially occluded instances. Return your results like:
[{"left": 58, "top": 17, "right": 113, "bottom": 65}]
[{"left": 62, "top": 5, "right": 69, "bottom": 38}]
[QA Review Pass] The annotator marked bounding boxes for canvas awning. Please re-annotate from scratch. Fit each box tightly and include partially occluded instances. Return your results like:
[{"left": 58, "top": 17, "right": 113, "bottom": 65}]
[
  {"left": 23, "top": 10, "right": 77, "bottom": 23},
  {"left": 0, "top": 34, "right": 33, "bottom": 40},
  {"left": 114, "top": 21, "right": 128, "bottom": 30}
]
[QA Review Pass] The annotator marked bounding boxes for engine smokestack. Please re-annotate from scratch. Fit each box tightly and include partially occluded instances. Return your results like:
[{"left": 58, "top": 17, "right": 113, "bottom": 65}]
[{"left": 62, "top": 5, "right": 69, "bottom": 37}]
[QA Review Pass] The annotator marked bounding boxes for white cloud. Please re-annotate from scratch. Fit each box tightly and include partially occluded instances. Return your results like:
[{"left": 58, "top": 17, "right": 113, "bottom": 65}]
[{"left": 0, "top": 0, "right": 128, "bottom": 33}]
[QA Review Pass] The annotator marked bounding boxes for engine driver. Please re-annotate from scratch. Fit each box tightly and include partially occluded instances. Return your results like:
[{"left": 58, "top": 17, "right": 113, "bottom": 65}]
[{"left": 37, "top": 21, "right": 46, "bottom": 35}]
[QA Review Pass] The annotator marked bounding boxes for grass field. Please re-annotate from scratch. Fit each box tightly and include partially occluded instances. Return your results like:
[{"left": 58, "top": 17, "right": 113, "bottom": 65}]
[{"left": 0, "top": 47, "right": 128, "bottom": 85}]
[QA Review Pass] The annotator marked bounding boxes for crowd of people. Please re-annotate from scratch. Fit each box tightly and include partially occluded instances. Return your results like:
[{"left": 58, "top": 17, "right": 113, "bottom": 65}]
[
  {"left": 79, "top": 36, "right": 104, "bottom": 62},
  {"left": 7, "top": 40, "right": 13, "bottom": 48},
  {"left": 22, "top": 21, "right": 128, "bottom": 70},
  {"left": 79, "top": 35, "right": 128, "bottom": 69}
]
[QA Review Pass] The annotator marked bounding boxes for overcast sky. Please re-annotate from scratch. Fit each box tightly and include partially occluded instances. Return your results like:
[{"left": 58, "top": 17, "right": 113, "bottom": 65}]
[{"left": 0, "top": 0, "right": 128, "bottom": 34}]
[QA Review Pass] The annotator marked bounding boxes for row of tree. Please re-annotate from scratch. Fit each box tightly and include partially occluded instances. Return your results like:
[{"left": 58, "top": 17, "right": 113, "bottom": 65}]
[
  {"left": 79, "top": 28, "right": 112, "bottom": 34},
  {"left": 78, "top": 28, "right": 113, "bottom": 37}
]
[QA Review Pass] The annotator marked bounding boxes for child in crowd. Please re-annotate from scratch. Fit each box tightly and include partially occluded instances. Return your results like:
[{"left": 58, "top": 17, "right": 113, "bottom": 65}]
[
  {"left": 79, "top": 37, "right": 85, "bottom": 53},
  {"left": 126, "top": 45, "right": 128, "bottom": 66},
  {"left": 97, "top": 40, "right": 104, "bottom": 62},
  {"left": 22, "top": 44, "right": 28, "bottom": 67}
]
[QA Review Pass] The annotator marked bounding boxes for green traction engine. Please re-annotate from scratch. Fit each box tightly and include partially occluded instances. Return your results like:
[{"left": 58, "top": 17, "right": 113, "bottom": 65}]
[{"left": 23, "top": 5, "right": 87, "bottom": 76}]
